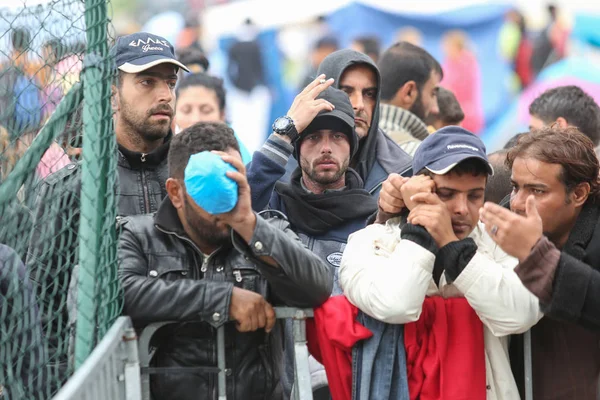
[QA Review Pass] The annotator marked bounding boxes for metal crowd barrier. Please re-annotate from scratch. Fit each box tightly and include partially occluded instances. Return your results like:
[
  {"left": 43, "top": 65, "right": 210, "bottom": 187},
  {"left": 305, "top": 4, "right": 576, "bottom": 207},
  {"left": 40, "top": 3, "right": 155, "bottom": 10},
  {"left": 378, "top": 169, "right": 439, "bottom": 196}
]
[
  {"left": 137, "top": 307, "right": 314, "bottom": 400},
  {"left": 53, "top": 317, "right": 142, "bottom": 400},
  {"left": 54, "top": 308, "right": 314, "bottom": 400}
]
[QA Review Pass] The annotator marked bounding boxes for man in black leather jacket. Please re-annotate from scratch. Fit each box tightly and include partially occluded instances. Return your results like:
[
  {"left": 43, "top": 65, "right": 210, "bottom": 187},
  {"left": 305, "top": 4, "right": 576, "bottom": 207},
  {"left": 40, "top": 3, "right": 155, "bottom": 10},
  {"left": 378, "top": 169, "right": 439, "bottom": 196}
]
[
  {"left": 26, "top": 32, "right": 189, "bottom": 390},
  {"left": 119, "top": 122, "right": 333, "bottom": 400}
]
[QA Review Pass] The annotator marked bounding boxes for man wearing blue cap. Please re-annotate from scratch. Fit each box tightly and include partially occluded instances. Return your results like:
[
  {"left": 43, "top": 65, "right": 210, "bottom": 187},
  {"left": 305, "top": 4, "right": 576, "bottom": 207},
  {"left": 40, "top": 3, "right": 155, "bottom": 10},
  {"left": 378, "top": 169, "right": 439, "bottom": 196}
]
[
  {"left": 26, "top": 32, "right": 188, "bottom": 392},
  {"left": 339, "top": 126, "right": 542, "bottom": 399},
  {"left": 119, "top": 121, "right": 332, "bottom": 400}
]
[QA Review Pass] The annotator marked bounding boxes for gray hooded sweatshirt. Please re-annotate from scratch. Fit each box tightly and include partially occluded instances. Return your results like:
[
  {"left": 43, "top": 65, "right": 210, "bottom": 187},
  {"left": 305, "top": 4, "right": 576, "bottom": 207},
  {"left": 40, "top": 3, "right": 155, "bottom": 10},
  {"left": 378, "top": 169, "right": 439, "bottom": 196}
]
[{"left": 316, "top": 49, "right": 413, "bottom": 193}]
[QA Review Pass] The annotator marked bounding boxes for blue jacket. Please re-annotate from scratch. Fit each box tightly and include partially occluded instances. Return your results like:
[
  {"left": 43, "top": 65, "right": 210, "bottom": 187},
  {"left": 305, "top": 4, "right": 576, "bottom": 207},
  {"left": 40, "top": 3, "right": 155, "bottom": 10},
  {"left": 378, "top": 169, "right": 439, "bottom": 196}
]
[{"left": 247, "top": 134, "right": 375, "bottom": 397}]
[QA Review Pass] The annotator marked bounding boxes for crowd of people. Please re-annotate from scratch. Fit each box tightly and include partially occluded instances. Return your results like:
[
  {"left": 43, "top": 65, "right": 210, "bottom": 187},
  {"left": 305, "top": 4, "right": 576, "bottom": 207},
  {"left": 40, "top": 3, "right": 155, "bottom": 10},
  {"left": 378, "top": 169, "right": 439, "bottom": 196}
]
[{"left": 1, "top": 11, "right": 600, "bottom": 400}]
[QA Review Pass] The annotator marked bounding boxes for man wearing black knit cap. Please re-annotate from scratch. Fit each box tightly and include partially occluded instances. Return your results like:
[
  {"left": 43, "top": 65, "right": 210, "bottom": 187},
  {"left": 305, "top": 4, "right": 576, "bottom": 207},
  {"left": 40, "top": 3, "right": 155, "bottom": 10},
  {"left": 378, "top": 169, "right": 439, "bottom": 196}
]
[{"left": 246, "top": 84, "right": 377, "bottom": 398}]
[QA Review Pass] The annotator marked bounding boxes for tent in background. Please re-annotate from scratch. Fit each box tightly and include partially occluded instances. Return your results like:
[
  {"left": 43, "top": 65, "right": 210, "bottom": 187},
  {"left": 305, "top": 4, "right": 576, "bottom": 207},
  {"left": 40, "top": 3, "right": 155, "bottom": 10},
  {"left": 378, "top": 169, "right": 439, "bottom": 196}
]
[{"left": 207, "top": 1, "right": 513, "bottom": 148}]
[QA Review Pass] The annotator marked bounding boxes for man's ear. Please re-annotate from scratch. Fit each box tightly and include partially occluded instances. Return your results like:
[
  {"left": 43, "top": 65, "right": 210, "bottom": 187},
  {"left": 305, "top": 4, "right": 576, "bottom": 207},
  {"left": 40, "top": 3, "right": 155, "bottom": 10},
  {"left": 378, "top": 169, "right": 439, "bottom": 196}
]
[
  {"left": 111, "top": 85, "right": 119, "bottom": 112},
  {"left": 556, "top": 117, "right": 569, "bottom": 128},
  {"left": 571, "top": 182, "right": 590, "bottom": 208},
  {"left": 166, "top": 178, "right": 184, "bottom": 209},
  {"left": 392, "top": 80, "right": 418, "bottom": 109}
]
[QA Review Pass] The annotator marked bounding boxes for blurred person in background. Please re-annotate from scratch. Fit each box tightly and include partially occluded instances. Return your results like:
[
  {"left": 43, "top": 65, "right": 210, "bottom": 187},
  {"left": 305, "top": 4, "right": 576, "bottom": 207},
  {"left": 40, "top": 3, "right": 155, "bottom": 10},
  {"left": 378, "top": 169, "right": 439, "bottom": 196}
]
[
  {"left": 395, "top": 26, "right": 424, "bottom": 47},
  {"left": 484, "top": 149, "right": 512, "bottom": 205},
  {"left": 500, "top": 9, "right": 533, "bottom": 89},
  {"left": 226, "top": 18, "right": 271, "bottom": 154},
  {"left": 176, "top": 14, "right": 204, "bottom": 51},
  {"left": 174, "top": 72, "right": 251, "bottom": 164},
  {"left": 378, "top": 41, "right": 442, "bottom": 156},
  {"left": 176, "top": 46, "right": 210, "bottom": 75},
  {"left": 441, "top": 30, "right": 485, "bottom": 134},
  {"left": 425, "top": 86, "right": 464, "bottom": 131},
  {"left": 351, "top": 36, "right": 381, "bottom": 63},
  {"left": 300, "top": 35, "right": 339, "bottom": 89},
  {"left": 528, "top": 86, "right": 600, "bottom": 156},
  {"left": 0, "top": 28, "right": 44, "bottom": 141},
  {"left": 531, "top": 4, "right": 569, "bottom": 78}
]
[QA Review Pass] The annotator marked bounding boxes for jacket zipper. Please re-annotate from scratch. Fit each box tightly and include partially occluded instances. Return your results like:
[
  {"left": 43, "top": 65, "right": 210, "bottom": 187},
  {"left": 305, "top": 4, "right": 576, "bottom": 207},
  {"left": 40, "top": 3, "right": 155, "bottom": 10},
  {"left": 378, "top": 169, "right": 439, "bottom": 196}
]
[
  {"left": 140, "top": 171, "right": 151, "bottom": 213},
  {"left": 154, "top": 224, "right": 220, "bottom": 398}
]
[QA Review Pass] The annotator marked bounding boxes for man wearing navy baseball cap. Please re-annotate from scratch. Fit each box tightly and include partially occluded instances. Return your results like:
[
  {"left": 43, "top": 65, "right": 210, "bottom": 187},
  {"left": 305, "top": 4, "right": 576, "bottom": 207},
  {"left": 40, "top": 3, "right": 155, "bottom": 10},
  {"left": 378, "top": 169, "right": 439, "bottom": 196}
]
[
  {"left": 339, "top": 126, "right": 542, "bottom": 398},
  {"left": 26, "top": 33, "right": 189, "bottom": 392}
]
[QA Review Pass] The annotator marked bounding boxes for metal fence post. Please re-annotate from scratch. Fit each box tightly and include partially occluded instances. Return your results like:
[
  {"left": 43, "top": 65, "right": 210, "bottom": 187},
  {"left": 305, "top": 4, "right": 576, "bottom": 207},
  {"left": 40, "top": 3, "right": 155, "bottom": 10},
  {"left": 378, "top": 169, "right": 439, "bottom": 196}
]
[
  {"left": 124, "top": 328, "right": 142, "bottom": 400},
  {"left": 524, "top": 329, "right": 533, "bottom": 400},
  {"left": 75, "top": 0, "right": 114, "bottom": 368}
]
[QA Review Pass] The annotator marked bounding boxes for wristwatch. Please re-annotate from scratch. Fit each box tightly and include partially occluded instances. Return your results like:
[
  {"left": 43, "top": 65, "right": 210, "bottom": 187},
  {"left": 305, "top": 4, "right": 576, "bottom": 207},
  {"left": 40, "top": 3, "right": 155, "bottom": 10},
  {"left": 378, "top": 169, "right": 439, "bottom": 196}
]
[{"left": 272, "top": 116, "right": 300, "bottom": 142}]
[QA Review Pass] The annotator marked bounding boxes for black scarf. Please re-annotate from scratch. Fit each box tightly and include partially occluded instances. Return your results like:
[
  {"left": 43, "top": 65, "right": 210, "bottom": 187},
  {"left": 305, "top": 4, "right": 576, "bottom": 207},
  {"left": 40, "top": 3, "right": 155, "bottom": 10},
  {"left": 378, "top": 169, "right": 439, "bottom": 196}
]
[{"left": 274, "top": 168, "right": 377, "bottom": 236}]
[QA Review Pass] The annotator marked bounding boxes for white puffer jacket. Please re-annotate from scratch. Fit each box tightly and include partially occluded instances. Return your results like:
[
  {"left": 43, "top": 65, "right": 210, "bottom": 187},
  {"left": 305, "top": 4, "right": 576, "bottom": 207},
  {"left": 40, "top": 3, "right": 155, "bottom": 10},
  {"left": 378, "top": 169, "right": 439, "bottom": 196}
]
[{"left": 339, "top": 218, "right": 543, "bottom": 400}]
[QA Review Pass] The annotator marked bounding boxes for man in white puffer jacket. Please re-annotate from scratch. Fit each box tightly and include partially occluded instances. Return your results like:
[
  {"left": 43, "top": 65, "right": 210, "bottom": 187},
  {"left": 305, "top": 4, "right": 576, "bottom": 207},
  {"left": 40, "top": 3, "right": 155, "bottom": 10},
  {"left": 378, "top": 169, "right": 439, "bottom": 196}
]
[{"left": 340, "top": 126, "right": 543, "bottom": 399}]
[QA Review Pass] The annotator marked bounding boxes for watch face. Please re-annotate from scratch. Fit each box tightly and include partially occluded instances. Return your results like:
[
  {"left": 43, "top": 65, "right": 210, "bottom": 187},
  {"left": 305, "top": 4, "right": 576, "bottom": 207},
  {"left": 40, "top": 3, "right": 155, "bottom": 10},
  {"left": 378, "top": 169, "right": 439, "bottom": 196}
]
[{"left": 274, "top": 117, "right": 290, "bottom": 131}]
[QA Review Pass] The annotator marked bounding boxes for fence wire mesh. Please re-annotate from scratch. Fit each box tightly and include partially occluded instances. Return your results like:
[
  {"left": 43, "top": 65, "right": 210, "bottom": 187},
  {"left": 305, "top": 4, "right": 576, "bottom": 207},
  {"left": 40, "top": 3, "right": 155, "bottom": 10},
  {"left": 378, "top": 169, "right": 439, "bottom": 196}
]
[{"left": 0, "top": 0, "right": 119, "bottom": 398}]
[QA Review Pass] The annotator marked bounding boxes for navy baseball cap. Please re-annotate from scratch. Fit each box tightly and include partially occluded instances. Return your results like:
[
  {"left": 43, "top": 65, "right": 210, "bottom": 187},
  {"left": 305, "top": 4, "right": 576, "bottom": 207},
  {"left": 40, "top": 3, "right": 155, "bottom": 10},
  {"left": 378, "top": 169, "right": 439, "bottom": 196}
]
[
  {"left": 111, "top": 32, "right": 189, "bottom": 74},
  {"left": 413, "top": 126, "right": 494, "bottom": 175}
]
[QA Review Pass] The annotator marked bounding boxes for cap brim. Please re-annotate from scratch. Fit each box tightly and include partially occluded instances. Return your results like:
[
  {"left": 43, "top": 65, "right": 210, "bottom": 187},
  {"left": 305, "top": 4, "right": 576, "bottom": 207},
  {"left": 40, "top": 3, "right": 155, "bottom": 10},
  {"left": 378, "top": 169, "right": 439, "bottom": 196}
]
[
  {"left": 118, "top": 55, "right": 190, "bottom": 73},
  {"left": 425, "top": 155, "right": 494, "bottom": 176},
  {"left": 312, "top": 109, "right": 354, "bottom": 132}
]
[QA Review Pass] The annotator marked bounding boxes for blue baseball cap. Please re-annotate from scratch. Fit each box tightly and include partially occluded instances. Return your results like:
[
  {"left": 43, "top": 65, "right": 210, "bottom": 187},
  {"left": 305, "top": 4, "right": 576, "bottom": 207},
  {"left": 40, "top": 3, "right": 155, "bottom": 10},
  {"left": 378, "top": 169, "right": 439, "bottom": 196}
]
[
  {"left": 413, "top": 126, "right": 494, "bottom": 175},
  {"left": 111, "top": 32, "right": 189, "bottom": 74}
]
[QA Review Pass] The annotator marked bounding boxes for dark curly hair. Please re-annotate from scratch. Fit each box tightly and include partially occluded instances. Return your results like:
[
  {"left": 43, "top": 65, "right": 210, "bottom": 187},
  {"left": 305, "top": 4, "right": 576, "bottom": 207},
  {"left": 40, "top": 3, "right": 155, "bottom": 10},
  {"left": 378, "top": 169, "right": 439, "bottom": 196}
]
[
  {"left": 506, "top": 126, "right": 600, "bottom": 202},
  {"left": 168, "top": 122, "right": 240, "bottom": 179}
]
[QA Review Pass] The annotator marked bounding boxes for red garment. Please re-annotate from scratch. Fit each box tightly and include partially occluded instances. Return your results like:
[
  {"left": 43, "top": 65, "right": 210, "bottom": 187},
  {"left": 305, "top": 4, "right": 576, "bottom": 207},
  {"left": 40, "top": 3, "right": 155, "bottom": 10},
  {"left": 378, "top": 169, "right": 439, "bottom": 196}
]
[
  {"left": 404, "top": 297, "right": 486, "bottom": 400},
  {"left": 515, "top": 39, "right": 533, "bottom": 87},
  {"left": 306, "top": 296, "right": 373, "bottom": 400}
]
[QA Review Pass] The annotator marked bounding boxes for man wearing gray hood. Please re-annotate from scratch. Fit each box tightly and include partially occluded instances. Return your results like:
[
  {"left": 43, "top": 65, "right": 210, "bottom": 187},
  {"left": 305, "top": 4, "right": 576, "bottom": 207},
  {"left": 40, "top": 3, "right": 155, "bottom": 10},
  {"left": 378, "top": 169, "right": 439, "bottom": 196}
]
[
  {"left": 248, "top": 49, "right": 413, "bottom": 212},
  {"left": 317, "top": 49, "right": 413, "bottom": 192}
]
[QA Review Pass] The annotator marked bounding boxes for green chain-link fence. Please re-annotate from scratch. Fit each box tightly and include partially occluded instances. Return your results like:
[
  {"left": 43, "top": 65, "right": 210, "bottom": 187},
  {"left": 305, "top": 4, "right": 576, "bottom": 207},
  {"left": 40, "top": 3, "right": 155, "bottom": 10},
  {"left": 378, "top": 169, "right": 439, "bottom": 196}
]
[{"left": 0, "top": 0, "right": 119, "bottom": 398}]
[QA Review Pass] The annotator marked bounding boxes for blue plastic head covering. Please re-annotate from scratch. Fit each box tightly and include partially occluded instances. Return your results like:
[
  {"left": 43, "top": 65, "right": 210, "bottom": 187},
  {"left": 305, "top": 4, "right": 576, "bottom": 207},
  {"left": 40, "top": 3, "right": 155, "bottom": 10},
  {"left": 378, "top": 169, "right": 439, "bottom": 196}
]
[{"left": 184, "top": 151, "right": 239, "bottom": 214}]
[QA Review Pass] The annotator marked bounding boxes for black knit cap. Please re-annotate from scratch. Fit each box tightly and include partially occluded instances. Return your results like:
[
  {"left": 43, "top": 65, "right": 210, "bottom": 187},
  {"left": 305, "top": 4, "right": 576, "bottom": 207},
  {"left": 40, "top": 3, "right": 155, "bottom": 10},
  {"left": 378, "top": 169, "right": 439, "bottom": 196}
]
[{"left": 294, "top": 87, "right": 357, "bottom": 159}]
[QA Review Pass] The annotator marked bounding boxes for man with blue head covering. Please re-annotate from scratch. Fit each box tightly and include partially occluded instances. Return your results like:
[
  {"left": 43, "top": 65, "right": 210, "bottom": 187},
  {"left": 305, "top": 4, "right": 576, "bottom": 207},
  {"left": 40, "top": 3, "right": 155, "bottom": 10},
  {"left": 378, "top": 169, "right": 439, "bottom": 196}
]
[{"left": 118, "top": 121, "right": 332, "bottom": 400}]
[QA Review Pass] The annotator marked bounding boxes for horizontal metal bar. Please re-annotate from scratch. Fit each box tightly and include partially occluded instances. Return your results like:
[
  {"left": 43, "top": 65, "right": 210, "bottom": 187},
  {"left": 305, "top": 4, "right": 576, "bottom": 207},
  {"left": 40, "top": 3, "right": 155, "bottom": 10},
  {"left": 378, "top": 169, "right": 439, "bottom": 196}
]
[
  {"left": 274, "top": 307, "right": 314, "bottom": 319},
  {"left": 141, "top": 366, "right": 221, "bottom": 375}
]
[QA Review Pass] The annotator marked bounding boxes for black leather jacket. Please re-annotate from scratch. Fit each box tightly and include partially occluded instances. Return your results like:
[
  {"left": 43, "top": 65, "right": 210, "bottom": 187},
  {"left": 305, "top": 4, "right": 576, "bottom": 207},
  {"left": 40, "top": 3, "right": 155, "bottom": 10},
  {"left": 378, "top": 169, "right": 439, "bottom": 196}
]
[
  {"left": 119, "top": 198, "right": 333, "bottom": 400},
  {"left": 26, "top": 137, "right": 171, "bottom": 373}
]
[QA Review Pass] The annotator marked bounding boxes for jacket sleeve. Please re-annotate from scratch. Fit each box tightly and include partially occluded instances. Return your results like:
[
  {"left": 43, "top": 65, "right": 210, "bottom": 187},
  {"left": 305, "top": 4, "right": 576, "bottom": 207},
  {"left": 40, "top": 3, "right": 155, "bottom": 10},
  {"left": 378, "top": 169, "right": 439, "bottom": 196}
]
[
  {"left": 26, "top": 166, "right": 80, "bottom": 351},
  {"left": 246, "top": 134, "right": 293, "bottom": 212},
  {"left": 339, "top": 221, "right": 436, "bottom": 324},
  {"left": 232, "top": 213, "right": 333, "bottom": 308},
  {"left": 118, "top": 221, "right": 234, "bottom": 328},
  {"left": 451, "top": 234, "right": 543, "bottom": 336},
  {"left": 516, "top": 237, "right": 600, "bottom": 330}
]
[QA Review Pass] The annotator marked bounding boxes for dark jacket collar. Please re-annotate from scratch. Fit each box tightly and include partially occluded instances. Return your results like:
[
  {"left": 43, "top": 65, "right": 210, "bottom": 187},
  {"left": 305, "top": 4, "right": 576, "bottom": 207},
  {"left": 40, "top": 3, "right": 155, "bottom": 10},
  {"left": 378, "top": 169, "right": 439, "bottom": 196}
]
[
  {"left": 563, "top": 201, "right": 600, "bottom": 262},
  {"left": 118, "top": 131, "right": 172, "bottom": 169},
  {"left": 153, "top": 195, "right": 187, "bottom": 237}
]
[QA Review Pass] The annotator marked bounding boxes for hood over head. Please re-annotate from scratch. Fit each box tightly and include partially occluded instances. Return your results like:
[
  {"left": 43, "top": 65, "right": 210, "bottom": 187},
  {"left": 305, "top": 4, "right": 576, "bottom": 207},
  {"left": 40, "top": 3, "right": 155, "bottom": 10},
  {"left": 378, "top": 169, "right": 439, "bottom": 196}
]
[{"left": 316, "top": 49, "right": 382, "bottom": 182}]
